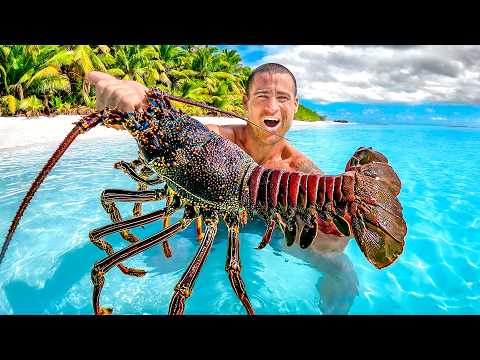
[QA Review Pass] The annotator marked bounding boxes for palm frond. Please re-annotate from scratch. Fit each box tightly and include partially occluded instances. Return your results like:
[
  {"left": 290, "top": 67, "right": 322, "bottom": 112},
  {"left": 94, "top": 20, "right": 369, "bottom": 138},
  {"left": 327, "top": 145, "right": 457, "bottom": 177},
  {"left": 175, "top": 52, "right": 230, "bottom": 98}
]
[
  {"left": 46, "top": 50, "right": 74, "bottom": 67},
  {"left": 2, "top": 95, "right": 18, "bottom": 114},
  {"left": 16, "top": 68, "right": 35, "bottom": 86},
  {"left": 107, "top": 68, "right": 126, "bottom": 78},
  {"left": 33, "top": 75, "right": 71, "bottom": 94},
  {"left": 91, "top": 52, "right": 107, "bottom": 72},
  {"left": 169, "top": 69, "right": 197, "bottom": 78},
  {"left": 1, "top": 46, "right": 11, "bottom": 61},
  {"left": 98, "top": 53, "right": 116, "bottom": 66},
  {"left": 74, "top": 45, "right": 94, "bottom": 74},
  {"left": 212, "top": 71, "right": 236, "bottom": 81},
  {"left": 26, "top": 66, "right": 60, "bottom": 88},
  {"left": 134, "top": 73, "right": 145, "bottom": 86}
]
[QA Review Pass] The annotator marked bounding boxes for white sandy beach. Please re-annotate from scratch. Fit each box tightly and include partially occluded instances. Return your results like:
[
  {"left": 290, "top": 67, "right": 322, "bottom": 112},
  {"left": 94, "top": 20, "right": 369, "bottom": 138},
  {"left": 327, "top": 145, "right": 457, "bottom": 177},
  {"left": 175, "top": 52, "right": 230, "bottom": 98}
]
[{"left": 0, "top": 115, "right": 349, "bottom": 149}]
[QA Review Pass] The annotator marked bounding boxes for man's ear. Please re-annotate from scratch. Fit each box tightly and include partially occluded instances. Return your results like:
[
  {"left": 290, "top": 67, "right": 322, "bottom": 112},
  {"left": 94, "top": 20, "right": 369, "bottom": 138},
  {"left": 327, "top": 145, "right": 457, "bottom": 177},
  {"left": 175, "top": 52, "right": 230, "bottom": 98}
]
[
  {"left": 294, "top": 96, "right": 299, "bottom": 113},
  {"left": 243, "top": 95, "right": 248, "bottom": 111}
]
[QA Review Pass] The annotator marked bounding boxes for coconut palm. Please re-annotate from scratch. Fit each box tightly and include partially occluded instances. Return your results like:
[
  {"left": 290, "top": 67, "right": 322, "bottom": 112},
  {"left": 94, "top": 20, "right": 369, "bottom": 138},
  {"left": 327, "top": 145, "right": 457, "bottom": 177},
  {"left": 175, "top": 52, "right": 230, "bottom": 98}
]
[
  {"left": 59, "top": 45, "right": 108, "bottom": 105},
  {"left": 0, "top": 45, "right": 72, "bottom": 114},
  {"left": 0, "top": 44, "right": 257, "bottom": 118},
  {"left": 153, "top": 45, "right": 192, "bottom": 89},
  {"left": 106, "top": 45, "right": 159, "bottom": 86}
]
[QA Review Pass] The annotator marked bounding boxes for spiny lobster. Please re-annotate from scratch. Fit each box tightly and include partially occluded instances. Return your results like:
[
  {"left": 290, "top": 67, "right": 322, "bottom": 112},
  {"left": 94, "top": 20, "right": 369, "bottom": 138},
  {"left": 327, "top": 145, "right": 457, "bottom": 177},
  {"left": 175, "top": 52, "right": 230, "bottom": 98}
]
[{"left": 1, "top": 89, "right": 407, "bottom": 315}]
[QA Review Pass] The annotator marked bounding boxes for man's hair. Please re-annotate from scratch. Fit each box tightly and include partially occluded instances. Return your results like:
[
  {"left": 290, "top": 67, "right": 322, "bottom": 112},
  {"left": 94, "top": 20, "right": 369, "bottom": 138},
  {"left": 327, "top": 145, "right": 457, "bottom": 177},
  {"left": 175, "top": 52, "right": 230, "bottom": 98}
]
[{"left": 246, "top": 63, "right": 297, "bottom": 97}]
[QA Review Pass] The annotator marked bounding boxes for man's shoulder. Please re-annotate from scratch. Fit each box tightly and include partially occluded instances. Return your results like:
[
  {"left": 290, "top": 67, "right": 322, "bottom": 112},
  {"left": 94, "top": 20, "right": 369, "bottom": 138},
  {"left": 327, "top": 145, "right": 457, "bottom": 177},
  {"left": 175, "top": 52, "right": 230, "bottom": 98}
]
[{"left": 205, "top": 123, "right": 244, "bottom": 144}]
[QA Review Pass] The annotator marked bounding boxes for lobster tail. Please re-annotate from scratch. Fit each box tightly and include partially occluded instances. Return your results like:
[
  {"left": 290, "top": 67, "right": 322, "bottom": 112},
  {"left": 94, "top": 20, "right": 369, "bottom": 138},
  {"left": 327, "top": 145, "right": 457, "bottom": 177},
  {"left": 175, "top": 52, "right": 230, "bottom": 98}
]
[
  {"left": 349, "top": 172, "right": 407, "bottom": 269},
  {"left": 0, "top": 112, "right": 106, "bottom": 266},
  {"left": 247, "top": 146, "right": 407, "bottom": 270},
  {"left": 247, "top": 166, "right": 348, "bottom": 248},
  {"left": 345, "top": 147, "right": 407, "bottom": 269}
]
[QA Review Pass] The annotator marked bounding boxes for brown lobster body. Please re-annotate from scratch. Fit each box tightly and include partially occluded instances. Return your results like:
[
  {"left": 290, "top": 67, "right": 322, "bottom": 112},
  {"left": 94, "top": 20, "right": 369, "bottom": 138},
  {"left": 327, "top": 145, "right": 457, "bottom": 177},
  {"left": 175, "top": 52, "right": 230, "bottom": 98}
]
[{"left": 1, "top": 89, "right": 407, "bottom": 315}]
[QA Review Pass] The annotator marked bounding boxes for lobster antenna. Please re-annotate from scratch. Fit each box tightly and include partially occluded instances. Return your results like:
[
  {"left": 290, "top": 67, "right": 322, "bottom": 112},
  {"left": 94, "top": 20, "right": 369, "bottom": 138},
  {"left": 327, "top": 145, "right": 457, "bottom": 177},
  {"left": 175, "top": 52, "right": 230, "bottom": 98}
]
[
  {"left": 0, "top": 126, "right": 83, "bottom": 266},
  {"left": 163, "top": 94, "right": 291, "bottom": 142}
]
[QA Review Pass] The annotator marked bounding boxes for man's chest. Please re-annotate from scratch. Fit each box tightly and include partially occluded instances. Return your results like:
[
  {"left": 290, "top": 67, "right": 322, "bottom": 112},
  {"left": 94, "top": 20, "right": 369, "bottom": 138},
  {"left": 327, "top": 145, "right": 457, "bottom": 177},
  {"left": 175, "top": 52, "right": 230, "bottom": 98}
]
[{"left": 261, "top": 159, "right": 297, "bottom": 172}]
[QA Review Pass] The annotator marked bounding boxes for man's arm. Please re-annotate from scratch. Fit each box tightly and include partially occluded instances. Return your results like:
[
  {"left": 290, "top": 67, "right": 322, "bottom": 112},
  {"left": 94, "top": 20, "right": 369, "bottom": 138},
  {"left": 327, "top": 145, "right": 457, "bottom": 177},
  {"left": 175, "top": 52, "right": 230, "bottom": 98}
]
[{"left": 294, "top": 157, "right": 325, "bottom": 175}]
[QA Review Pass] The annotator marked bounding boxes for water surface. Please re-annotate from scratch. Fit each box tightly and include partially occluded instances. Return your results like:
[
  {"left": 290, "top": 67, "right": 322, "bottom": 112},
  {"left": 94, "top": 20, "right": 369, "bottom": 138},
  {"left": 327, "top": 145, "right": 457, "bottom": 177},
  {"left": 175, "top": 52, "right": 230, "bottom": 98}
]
[{"left": 0, "top": 123, "right": 479, "bottom": 314}]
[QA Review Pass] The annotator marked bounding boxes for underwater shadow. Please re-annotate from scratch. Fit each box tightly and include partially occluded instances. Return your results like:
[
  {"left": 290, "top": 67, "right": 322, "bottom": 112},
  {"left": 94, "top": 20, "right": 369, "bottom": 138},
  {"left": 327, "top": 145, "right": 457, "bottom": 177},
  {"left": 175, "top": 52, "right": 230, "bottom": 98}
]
[
  {"left": 4, "top": 243, "right": 98, "bottom": 314},
  {"left": 265, "top": 221, "right": 359, "bottom": 315}
]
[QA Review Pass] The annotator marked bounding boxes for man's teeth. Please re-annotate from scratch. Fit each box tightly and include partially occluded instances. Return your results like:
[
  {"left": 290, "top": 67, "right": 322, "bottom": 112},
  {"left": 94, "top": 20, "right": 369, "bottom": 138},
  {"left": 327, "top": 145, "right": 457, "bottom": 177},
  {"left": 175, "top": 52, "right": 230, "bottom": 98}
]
[{"left": 264, "top": 118, "right": 280, "bottom": 127}]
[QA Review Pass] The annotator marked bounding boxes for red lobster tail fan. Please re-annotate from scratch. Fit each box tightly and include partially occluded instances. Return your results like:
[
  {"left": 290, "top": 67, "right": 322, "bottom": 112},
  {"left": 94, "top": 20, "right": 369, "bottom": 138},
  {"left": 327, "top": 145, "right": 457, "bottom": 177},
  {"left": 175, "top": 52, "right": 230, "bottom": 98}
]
[{"left": 1, "top": 118, "right": 100, "bottom": 266}]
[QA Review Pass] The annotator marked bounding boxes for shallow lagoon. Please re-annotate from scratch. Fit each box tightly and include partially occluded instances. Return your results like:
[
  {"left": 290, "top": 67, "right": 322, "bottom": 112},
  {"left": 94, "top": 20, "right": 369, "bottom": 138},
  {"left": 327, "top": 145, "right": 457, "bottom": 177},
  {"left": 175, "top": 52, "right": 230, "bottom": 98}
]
[{"left": 0, "top": 121, "right": 479, "bottom": 314}]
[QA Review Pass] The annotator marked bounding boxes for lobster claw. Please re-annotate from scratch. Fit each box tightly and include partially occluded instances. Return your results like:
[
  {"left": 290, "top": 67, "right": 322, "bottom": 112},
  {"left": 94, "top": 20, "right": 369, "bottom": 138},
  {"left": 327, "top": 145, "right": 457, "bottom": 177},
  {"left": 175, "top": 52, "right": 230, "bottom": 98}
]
[{"left": 344, "top": 147, "right": 407, "bottom": 269}]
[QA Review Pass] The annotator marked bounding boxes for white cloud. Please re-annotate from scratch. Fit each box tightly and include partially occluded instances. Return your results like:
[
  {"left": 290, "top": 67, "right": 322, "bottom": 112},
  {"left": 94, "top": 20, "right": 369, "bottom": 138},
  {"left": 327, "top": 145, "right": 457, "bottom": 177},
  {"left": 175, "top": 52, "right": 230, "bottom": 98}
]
[{"left": 257, "top": 45, "right": 480, "bottom": 104}]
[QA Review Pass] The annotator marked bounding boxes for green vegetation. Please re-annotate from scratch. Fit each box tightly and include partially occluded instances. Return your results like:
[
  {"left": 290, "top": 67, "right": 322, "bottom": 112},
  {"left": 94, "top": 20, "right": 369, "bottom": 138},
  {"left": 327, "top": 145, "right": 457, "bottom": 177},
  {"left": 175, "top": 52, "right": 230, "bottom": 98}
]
[
  {"left": 0, "top": 45, "right": 323, "bottom": 120},
  {"left": 294, "top": 104, "right": 325, "bottom": 121}
]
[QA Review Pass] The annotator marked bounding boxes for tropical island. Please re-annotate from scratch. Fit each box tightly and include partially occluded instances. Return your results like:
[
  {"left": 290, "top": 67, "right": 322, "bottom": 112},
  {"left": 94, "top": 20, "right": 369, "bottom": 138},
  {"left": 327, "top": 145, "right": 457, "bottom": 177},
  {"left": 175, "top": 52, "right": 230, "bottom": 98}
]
[{"left": 0, "top": 45, "right": 325, "bottom": 121}]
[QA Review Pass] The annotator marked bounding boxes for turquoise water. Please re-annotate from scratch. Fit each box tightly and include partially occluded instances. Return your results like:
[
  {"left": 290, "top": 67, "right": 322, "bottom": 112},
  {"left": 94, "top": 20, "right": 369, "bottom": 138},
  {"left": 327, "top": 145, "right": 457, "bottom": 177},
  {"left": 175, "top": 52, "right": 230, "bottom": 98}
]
[{"left": 0, "top": 123, "right": 479, "bottom": 315}]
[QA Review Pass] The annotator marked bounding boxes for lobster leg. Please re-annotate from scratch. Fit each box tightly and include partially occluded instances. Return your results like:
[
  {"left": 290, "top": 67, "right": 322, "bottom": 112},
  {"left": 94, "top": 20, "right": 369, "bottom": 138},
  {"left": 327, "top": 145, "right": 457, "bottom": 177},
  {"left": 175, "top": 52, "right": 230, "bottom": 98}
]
[
  {"left": 114, "top": 160, "right": 174, "bottom": 258},
  {"left": 161, "top": 192, "right": 175, "bottom": 257},
  {"left": 132, "top": 165, "right": 156, "bottom": 218},
  {"left": 91, "top": 204, "right": 197, "bottom": 315},
  {"left": 90, "top": 195, "right": 181, "bottom": 277},
  {"left": 225, "top": 213, "right": 254, "bottom": 315},
  {"left": 101, "top": 187, "right": 173, "bottom": 258},
  {"left": 195, "top": 216, "right": 204, "bottom": 242},
  {"left": 113, "top": 160, "right": 163, "bottom": 186},
  {"left": 168, "top": 211, "right": 219, "bottom": 315},
  {"left": 101, "top": 188, "right": 166, "bottom": 243},
  {"left": 256, "top": 219, "right": 276, "bottom": 250},
  {"left": 114, "top": 159, "right": 172, "bottom": 258}
]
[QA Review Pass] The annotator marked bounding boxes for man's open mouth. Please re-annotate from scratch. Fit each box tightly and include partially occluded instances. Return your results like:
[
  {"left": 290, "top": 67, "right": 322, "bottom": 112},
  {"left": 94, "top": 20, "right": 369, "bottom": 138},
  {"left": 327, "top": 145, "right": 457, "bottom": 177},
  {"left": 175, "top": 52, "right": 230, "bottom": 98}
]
[{"left": 263, "top": 118, "right": 280, "bottom": 128}]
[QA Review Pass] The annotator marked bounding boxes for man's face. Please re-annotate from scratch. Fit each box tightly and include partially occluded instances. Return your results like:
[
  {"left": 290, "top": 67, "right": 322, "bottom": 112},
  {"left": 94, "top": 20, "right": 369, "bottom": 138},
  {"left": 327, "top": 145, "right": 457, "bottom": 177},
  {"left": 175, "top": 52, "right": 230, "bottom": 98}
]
[{"left": 243, "top": 72, "right": 299, "bottom": 145}]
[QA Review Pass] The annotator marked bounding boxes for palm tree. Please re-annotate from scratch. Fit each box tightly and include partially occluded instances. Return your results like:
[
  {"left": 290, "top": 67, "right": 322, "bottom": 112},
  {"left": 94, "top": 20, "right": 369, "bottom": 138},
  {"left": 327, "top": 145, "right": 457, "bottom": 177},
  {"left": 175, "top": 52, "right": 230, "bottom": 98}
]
[
  {"left": 0, "top": 45, "right": 72, "bottom": 114},
  {"left": 153, "top": 45, "right": 191, "bottom": 89},
  {"left": 61, "top": 45, "right": 108, "bottom": 105},
  {"left": 219, "top": 49, "right": 243, "bottom": 73},
  {"left": 0, "top": 44, "right": 253, "bottom": 117},
  {"left": 104, "top": 45, "right": 163, "bottom": 89}
]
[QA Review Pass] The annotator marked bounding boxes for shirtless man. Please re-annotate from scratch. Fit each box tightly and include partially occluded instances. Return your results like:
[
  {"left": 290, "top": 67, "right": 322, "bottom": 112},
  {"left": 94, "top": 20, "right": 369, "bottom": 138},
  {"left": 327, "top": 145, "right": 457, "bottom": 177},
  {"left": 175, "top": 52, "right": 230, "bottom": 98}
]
[{"left": 86, "top": 63, "right": 352, "bottom": 254}]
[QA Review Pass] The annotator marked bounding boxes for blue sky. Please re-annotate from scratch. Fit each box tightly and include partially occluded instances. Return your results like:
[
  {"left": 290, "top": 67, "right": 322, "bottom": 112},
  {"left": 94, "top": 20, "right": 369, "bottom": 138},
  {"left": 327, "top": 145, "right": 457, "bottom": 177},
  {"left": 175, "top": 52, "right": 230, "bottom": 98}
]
[{"left": 217, "top": 45, "right": 480, "bottom": 126}]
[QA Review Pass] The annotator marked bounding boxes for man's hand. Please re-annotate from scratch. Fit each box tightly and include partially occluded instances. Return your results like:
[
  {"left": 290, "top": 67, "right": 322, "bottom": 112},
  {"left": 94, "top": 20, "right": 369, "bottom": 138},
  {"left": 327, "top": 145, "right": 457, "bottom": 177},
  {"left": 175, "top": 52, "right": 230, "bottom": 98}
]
[{"left": 86, "top": 71, "right": 149, "bottom": 113}]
